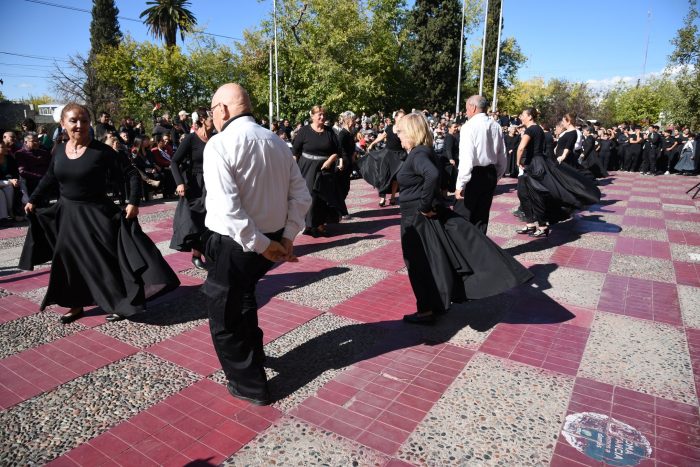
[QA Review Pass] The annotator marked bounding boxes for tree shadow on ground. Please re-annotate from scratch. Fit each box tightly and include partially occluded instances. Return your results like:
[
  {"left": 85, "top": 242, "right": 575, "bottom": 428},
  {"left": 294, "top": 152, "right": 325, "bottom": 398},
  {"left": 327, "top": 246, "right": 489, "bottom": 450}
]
[{"left": 266, "top": 265, "right": 574, "bottom": 401}]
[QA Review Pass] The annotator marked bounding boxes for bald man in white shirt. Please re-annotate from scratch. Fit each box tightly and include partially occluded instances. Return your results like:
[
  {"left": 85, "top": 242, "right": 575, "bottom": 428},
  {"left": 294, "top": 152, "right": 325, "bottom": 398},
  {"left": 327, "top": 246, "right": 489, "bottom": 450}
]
[
  {"left": 454, "top": 95, "right": 507, "bottom": 234},
  {"left": 203, "top": 83, "right": 311, "bottom": 405}
]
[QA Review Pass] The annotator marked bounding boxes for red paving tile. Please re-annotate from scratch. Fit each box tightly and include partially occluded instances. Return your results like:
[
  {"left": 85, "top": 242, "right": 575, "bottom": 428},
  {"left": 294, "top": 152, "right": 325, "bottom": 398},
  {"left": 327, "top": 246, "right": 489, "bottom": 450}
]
[
  {"left": 0, "top": 269, "right": 51, "bottom": 293},
  {"left": 0, "top": 293, "right": 41, "bottom": 323},
  {"left": 675, "top": 260, "right": 700, "bottom": 287},
  {"left": 0, "top": 329, "right": 137, "bottom": 409},
  {"left": 348, "top": 241, "right": 406, "bottom": 272},
  {"left": 330, "top": 274, "right": 415, "bottom": 322},
  {"left": 550, "top": 246, "right": 612, "bottom": 273},
  {"left": 480, "top": 322, "right": 590, "bottom": 376},
  {"left": 668, "top": 230, "right": 700, "bottom": 246},
  {"left": 597, "top": 275, "right": 682, "bottom": 325},
  {"left": 146, "top": 324, "right": 220, "bottom": 376},
  {"left": 621, "top": 215, "right": 666, "bottom": 229},
  {"left": 614, "top": 237, "right": 672, "bottom": 259},
  {"left": 258, "top": 298, "right": 323, "bottom": 343},
  {"left": 292, "top": 343, "right": 473, "bottom": 456}
]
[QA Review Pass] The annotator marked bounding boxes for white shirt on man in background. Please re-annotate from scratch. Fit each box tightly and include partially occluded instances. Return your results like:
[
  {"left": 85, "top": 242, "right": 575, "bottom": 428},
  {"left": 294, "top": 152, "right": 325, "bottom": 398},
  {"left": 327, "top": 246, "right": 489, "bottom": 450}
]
[
  {"left": 203, "top": 115, "right": 311, "bottom": 254},
  {"left": 456, "top": 112, "right": 507, "bottom": 191}
]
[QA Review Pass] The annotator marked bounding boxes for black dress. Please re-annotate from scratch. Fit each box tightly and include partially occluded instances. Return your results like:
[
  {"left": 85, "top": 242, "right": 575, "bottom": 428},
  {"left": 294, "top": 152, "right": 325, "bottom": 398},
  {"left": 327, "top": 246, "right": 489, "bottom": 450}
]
[
  {"left": 626, "top": 133, "right": 643, "bottom": 171},
  {"left": 170, "top": 132, "right": 208, "bottom": 252},
  {"left": 504, "top": 133, "right": 521, "bottom": 176},
  {"left": 293, "top": 125, "right": 347, "bottom": 228},
  {"left": 19, "top": 141, "right": 180, "bottom": 316},
  {"left": 357, "top": 125, "right": 405, "bottom": 194},
  {"left": 337, "top": 128, "right": 355, "bottom": 200},
  {"left": 580, "top": 135, "right": 608, "bottom": 178},
  {"left": 598, "top": 139, "right": 612, "bottom": 172},
  {"left": 555, "top": 130, "right": 578, "bottom": 166},
  {"left": 518, "top": 126, "right": 601, "bottom": 227},
  {"left": 397, "top": 145, "right": 532, "bottom": 313}
]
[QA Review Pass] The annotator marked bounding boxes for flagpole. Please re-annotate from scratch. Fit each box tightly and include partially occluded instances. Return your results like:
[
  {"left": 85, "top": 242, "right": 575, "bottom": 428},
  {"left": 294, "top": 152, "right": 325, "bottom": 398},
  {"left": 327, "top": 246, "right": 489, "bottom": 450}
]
[
  {"left": 456, "top": 0, "right": 466, "bottom": 116},
  {"left": 269, "top": 43, "right": 273, "bottom": 129},
  {"left": 273, "top": 0, "right": 280, "bottom": 120},
  {"left": 491, "top": 0, "right": 503, "bottom": 112},
  {"left": 478, "top": 0, "right": 489, "bottom": 95}
]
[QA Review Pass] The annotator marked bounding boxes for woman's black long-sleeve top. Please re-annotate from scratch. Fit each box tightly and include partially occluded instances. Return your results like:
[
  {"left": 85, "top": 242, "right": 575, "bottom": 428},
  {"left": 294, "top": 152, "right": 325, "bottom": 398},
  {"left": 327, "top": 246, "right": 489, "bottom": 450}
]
[
  {"left": 396, "top": 145, "right": 442, "bottom": 213},
  {"left": 170, "top": 132, "right": 206, "bottom": 186}
]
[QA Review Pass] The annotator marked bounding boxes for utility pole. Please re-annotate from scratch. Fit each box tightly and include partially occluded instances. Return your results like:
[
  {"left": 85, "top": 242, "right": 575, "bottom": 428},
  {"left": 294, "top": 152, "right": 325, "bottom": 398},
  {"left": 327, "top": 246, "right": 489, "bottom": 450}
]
[
  {"left": 491, "top": 0, "right": 503, "bottom": 112},
  {"left": 269, "top": 43, "right": 273, "bottom": 129},
  {"left": 273, "top": 0, "right": 280, "bottom": 120}
]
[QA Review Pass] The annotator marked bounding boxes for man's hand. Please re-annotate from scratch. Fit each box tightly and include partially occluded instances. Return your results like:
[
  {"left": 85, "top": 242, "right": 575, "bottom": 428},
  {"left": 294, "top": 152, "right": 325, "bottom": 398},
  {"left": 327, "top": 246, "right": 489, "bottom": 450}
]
[
  {"left": 176, "top": 184, "right": 186, "bottom": 197},
  {"left": 9, "top": 179, "right": 18, "bottom": 188},
  {"left": 455, "top": 189, "right": 464, "bottom": 200},
  {"left": 557, "top": 156, "right": 566, "bottom": 164},
  {"left": 280, "top": 237, "right": 298, "bottom": 262},
  {"left": 449, "top": 160, "right": 456, "bottom": 166},
  {"left": 24, "top": 202, "right": 34, "bottom": 214},
  {"left": 421, "top": 210, "right": 437, "bottom": 218},
  {"left": 125, "top": 204, "right": 139, "bottom": 219},
  {"left": 262, "top": 240, "right": 289, "bottom": 262}
]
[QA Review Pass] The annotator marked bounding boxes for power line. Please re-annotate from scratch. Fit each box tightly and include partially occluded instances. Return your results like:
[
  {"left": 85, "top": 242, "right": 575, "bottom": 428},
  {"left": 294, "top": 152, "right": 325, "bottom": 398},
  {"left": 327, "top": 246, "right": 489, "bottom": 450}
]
[
  {"left": 23, "top": 0, "right": 243, "bottom": 41},
  {"left": 0, "top": 73, "right": 49, "bottom": 78},
  {"left": 0, "top": 62, "right": 56, "bottom": 68},
  {"left": 0, "top": 51, "right": 70, "bottom": 63}
]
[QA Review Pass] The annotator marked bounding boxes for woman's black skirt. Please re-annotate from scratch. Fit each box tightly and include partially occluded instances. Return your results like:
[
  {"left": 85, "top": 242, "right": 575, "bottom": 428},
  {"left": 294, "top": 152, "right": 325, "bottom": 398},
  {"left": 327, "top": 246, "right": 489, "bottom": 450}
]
[
  {"left": 357, "top": 148, "right": 404, "bottom": 194},
  {"left": 675, "top": 150, "right": 697, "bottom": 172},
  {"left": 19, "top": 197, "right": 180, "bottom": 316},
  {"left": 400, "top": 200, "right": 533, "bottom": 312},
  {"left": 580, "top": 151, "right": 609, "bottom": 178},
  {"left": 170, "top": 172, "right": 207, "bottom": 252},
  {"left": 298, "top": 156, "right": 347, "bottom": 228}
]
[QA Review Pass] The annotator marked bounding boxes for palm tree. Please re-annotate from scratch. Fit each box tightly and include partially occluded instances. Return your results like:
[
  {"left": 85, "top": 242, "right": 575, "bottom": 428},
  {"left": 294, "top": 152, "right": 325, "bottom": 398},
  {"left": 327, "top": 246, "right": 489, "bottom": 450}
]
[{"left": 140, "top": 0, "right": 197, "bottom": 47}]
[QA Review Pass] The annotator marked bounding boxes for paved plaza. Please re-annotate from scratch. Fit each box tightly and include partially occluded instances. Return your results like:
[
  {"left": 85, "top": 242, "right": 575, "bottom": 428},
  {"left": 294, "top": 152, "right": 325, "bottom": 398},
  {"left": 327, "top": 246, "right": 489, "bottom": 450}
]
[{"left": 1, "top": 172, "right": 699, "bottom": 466}]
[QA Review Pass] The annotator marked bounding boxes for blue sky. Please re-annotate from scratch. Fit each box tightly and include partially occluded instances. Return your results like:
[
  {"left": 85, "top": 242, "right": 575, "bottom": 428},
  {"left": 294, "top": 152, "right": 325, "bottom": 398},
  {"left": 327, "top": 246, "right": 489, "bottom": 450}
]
[{"left": 0, "top": 0, "right": 692, "bottom": 101}]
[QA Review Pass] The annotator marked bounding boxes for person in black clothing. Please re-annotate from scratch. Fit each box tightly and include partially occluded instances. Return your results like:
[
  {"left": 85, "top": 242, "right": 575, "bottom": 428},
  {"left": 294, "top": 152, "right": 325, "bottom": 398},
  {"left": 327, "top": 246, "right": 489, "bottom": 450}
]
[
  {"left": 597, "top": 131, "right": 613, "bottom": 172},
  {"left": 131, "top": 135, "right": 161, "bottom": 200},
  {"left": 542, "top": 124, "right": 555, "bottom": 161},
  {"left": 516, "top": 108, "right": 601, "bottom": 238},
  {"left": 20, "top": 103, "right": 179, "bottom": 324},
  {"left": 580, "top": 126, "right": 608, "bottom": 178},
  {"left": 170, "top": 107, "right": 214, "bottom": 269},
  {"left": 625, "top": 127, "right": 643, "bottom": 172},
  {"left": 337, "top": 111, "right": 357, "bottom": 204},
  {"left": 94, "top": 112, "right": 116, "bottom": 141},
  {"left": 555, "top": 113, "right": 578, "bottom": 167},
  {"left": 293, "top": 105, "right": 346, "bottom": 236},
  {"left": 616, "top": 127, "right": 629, "bottom": 171},
  {"left": 118, "top": 116, "right": 137, "bottom": 146},
  {"left": 364, "top": 110, "right": 406, "bottom": 206},
  {"left": 396, "top": 112, "right": 532, "bottom": 325},
  {"left": 504, "top": 125, "right": 521, "bottom": 177},
  {"left": 662, "top": 129, "right": 679, "bottom": 174},
  {"left": 0, "top": 142, "right": 21, "bottom": 222},
  {"left": 641, "top": 125, "right": 661, "bottom": 175},
  {"left": 441, "top": 122, "right": 460, "bottom": 193}
]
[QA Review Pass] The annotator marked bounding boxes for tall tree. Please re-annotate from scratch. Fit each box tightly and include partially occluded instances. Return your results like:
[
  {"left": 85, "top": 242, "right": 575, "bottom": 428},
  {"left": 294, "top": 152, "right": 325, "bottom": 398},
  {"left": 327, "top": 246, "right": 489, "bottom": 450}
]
[
  {"left": 140, "top": 0, "right": 197, "bottom": 47},
  {"left": 90, "top": 0, "right": 122, "bottom": 55},
  {"left": 406, "top": 0, "right": 465, "bottom": 111},
  {"left": 481, "top": 0, "right": 501, "bottom": 102},
  {"left": 464, "top": 36, "right": 526, "bottom": 107},
  {"left": 667, "top": 0, "right": 700, "bottom": 128}
]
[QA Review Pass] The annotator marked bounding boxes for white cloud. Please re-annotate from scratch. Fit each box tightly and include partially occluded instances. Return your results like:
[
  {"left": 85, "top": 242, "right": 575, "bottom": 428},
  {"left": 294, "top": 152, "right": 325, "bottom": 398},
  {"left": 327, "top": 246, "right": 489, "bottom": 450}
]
[
  {"left": 585, "top": 65, "right": 689, "bottom": 91},
  {"left": 17, "top": 83, "right": 34, "bottom": 89}
]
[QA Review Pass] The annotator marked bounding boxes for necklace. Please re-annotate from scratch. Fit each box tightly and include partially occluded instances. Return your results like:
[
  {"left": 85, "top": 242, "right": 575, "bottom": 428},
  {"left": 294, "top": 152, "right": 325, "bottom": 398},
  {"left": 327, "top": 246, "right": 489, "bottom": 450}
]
[{"left": 67, "top": 140, "right": 89, "bottom": 158}]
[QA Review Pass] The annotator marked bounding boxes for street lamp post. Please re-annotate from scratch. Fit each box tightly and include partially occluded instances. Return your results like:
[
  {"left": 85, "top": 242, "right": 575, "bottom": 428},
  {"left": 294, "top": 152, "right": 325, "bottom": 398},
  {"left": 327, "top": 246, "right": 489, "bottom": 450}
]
[
  {"left": 456, "top": 0, "right": 466, "bottom": 116},
  {"left": 478, "top": 0, "right": 489, "bottom": 96},
  {"left": 491, "top": 0, "right": 503, "bottom": 112}
]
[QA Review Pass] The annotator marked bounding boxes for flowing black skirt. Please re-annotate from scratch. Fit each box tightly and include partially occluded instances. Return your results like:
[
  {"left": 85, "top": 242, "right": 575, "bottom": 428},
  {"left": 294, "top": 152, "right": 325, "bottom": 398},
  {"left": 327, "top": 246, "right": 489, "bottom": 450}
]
[
  {"left": 580, "top": 151, "right": 609, "bottom": 178},
  {"left": 401, "top": 201, "right": 533, "bottom": 312},
  {"left": 19, "top": 197, "right": 180, "bottom": 315},
  {"left": 525, "top": 156, "right": 600, "bottom": 208},
  {"left": 675, "top": 150, "right": 697, "bottom": 172},
  {"left": 298, "top": 157, "right": 347, "bottom": 228},
  {"left": 356, "top": 148, "right": 404, "bottom": 194},
  {"left": 170, "top": 172, "right": 207, "bottom": 252}
]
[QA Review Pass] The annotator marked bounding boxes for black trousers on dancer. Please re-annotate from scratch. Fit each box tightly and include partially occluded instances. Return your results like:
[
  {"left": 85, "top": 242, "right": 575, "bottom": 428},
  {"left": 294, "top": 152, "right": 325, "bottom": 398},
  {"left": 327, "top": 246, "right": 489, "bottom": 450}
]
[
  {"left": 641, "top": 146, "right": 659, "bottom": 174},
  {"left": 203, "top": 229, "right": 282, "bottom": 397},
  {"left": 453, "top": 165, "right": 497, "bottom": 234}
]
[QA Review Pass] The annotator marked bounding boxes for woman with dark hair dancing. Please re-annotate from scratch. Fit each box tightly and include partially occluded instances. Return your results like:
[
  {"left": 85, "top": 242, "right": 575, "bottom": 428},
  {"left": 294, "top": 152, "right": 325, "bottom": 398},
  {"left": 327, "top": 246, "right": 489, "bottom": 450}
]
[
  {"left": 516, "top": 108, "right": 601, "bottom": 238},
  {"left": 170, "top": 107, "right": 215, "bottom": 269},
  {"left": 20, "top": 103, "right": 179, "bottom": 323},
  {"left": 360, "top": 110, "right": 406, "bottom": 206}
]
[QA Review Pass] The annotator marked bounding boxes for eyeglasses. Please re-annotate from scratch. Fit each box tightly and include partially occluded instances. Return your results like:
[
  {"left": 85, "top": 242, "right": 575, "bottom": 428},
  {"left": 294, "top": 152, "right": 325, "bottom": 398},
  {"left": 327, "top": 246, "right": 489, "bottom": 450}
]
[{"left": 207, "top": 102, "right": 226, "bottom": 118}]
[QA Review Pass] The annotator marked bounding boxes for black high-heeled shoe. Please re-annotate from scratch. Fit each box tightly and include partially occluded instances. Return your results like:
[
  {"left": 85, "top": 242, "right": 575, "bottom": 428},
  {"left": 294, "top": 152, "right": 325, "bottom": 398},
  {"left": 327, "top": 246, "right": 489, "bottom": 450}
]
[
  {"left": 60, "top": 308, "right": 84, "bottom": 324},
  {"left": 516, "top": 225, "right": 536, "bottom": 234},
  {"left": 529, "top": 227, "right": 549, "bottom": 238},
  {"left": 191, "top": 256, "right": 206, "bottom": 270}
]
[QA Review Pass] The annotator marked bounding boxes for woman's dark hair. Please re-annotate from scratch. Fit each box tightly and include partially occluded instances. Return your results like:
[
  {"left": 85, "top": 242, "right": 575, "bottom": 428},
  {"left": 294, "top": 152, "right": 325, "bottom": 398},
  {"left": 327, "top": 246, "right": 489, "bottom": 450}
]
[
  {"left": 194, "top": 107, "right": 208, "bottom": 128},
  {"left": 132, "top": 135, "right": 150, "bottom": 155},
  {"left": 523, "top": 107, "right": 538, "bottom": 121},
  {"left": 21, "top": 118, "right": 37, "bottom": 131},
  {"left": 60, "top": 103, "right": 91, "bottom": 122},
  {"left": 563, "top": 112, "right": 577, "bottom": 124}
]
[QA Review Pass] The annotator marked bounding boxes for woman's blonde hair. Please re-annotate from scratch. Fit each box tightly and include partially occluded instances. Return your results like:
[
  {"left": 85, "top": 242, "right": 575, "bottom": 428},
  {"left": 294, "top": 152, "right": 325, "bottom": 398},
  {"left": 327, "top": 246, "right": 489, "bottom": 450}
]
[
  {"left": 395, "top": 112, "right": 433, "bottom": 148},
  {"left": 309, "top": 105, "right": 325, "bottom": 117}
]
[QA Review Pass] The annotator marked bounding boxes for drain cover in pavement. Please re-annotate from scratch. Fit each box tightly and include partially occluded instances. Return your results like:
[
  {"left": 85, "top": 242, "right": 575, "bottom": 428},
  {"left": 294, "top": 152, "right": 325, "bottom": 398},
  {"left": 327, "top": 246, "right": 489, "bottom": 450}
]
[{"left": 562, "top": 412, "right": 652, "bottom": 466}]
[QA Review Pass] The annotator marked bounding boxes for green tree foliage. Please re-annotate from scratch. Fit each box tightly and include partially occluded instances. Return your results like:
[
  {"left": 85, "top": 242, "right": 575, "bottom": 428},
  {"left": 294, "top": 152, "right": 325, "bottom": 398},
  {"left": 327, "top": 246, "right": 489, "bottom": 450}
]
[
  {"left": 667, "top": 0, "right": 700, "bottom": 129},
  {"left": 93, "top": 36, "right": 237, "bottom": 127},
  {"left": 406, "top": 0, "right": 464, "bottom": 111},
  {"left": 90, "top": 0, "right": 122, "bottom": 55},
  {"left": 233, "top": 0, "right": 411, "bottom": 122},
  {"left": 481, "top": 0, "right": 501, "bottom": 100},
  {"left": 140, "top": 0, "right": 197, "bottom": 48},
  {"left": 503, "top": 77, "right": 597, "bottom": 128},
  {"left": 597, "top": 78, "right": 680, "bottom": 126},
  {"left": 464, "top": 36, "right": 526, "bottom": 106}
]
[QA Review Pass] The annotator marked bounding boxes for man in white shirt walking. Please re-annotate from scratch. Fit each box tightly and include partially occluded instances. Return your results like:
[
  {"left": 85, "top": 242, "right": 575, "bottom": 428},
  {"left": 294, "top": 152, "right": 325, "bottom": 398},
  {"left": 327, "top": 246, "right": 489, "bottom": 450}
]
[
  {"left": 454, "top": 95, "right": 507, "bottom": 234},
  {"left": 203, "top": 83, "right": 311, "bottom": 405}
]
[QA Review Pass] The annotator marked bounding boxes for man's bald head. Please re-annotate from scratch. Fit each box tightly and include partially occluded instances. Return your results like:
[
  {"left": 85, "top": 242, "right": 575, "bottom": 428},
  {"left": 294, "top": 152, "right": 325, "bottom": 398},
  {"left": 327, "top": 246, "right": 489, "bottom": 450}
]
[{"left": 211, "top": 83, "right": 253, "bottom": 131}]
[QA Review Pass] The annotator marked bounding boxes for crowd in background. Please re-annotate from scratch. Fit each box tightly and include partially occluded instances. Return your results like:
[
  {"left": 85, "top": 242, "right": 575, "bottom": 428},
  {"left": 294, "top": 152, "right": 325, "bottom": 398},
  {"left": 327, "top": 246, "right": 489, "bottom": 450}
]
[{"left": 1, "top": 104, "right": 698, "bottom": 228}]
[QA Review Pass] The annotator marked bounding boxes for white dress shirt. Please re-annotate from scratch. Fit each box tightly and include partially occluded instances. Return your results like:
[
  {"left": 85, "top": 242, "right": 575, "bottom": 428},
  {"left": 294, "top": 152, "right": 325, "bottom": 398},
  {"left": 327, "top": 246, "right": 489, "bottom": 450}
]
[
  {"left": 204, "top": 116, "right": 311, "bottom": 254},
  {"left": 456, "top": 112, "right": 507, "bottom": 191}
]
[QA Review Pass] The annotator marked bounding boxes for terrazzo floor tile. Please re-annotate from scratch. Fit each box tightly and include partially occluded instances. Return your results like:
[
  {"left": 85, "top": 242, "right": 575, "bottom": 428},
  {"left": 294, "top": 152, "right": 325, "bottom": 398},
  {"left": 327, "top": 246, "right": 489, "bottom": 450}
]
[
  {"left": 0, "top": 311, "right": 86, "bottom": 359},
  {"left": 397, "top": 353, "right": 573, "bottom": 466},
  {"left": 484, "top": 221, "right": 518, "bottom": 239},
  {"left": 678, "top": 285, "right": 700, "bottom": 329},
  {"left": 619, "top": 225, "right": 669, "bottom": 241},
  {"left": 663, "top": 203, "right": 698, "bottom": 212},
  {"left": 0, "top": 352, "right": 198, "bottom": 465},
  {"left": 224, "top": 416, "right": 389, "bottom": 466},
  {"left": 502, "top": 238, "right": 555, "bottom": 264},
  {"left": 552, "top": 233, "right": 617, "bottom": 251},
  {"left": 671, "top": 242, "right": 700, "bottom": 262},
  {"left": 96, "top": 289, "right": 208, "bottom": 348},
  {"left": 666, "top": 220, "right": 700, "bottom": 233},
  {"left": 608, "top": 253, "right": 676, "bottom": 282},
  {"left": 308, "top": 236, "right": 391, "bottom": 262},
  {"left": 629, "top": 195, "right": 661, "bottom": 203},
  {"left": 578, "top": 312, "right": 696, "bottom": 404},
  {"left": 276, "top": 264, "right": 389, "bottom": 311},
  {"left": 530, "top": 266, "right": 605, "bottom": 309},
  {"left": 625, "top": 208, "right": 664, "bottom": 218}
]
